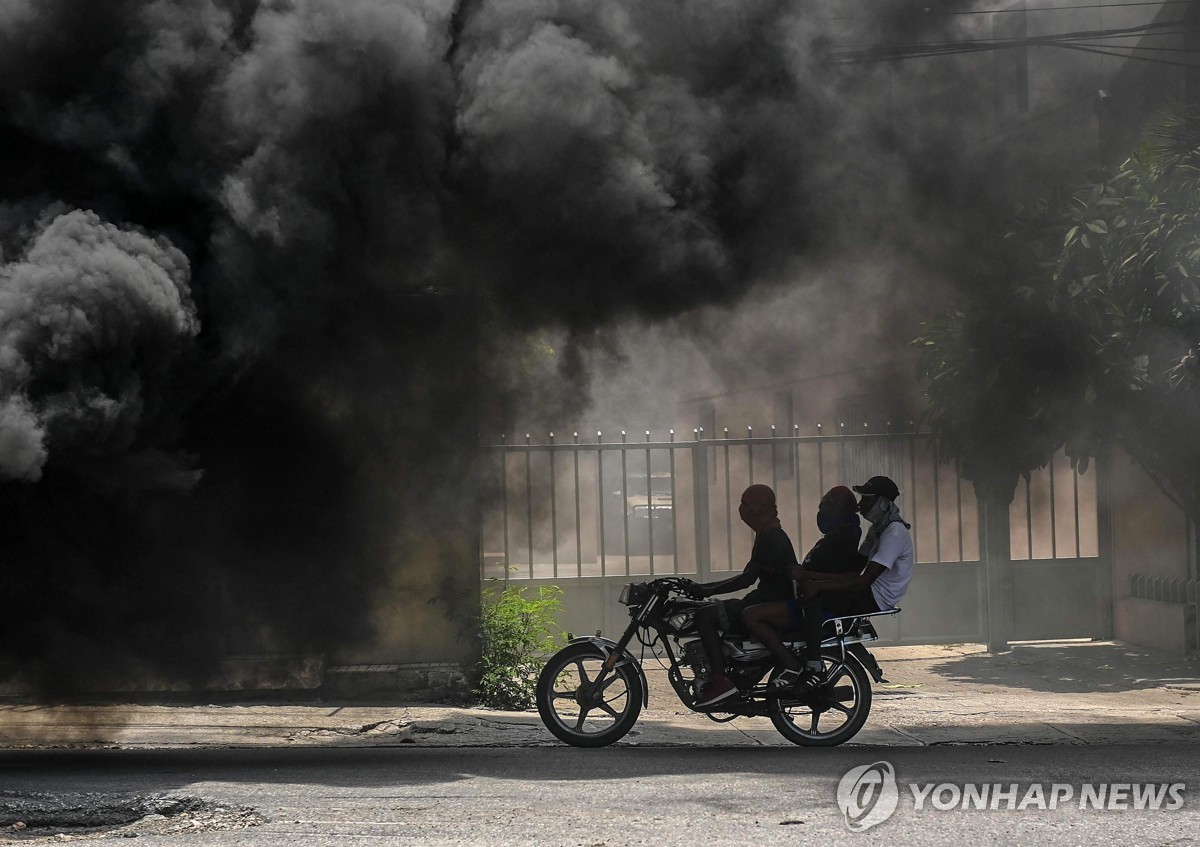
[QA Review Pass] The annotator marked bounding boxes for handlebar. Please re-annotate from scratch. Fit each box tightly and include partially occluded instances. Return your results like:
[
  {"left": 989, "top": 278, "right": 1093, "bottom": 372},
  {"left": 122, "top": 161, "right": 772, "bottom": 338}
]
[{"left": 650, "top": 576, "right": 706, "bottom": 600}]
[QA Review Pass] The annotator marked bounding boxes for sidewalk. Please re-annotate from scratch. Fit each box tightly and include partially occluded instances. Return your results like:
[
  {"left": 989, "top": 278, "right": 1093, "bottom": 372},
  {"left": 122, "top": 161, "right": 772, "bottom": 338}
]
[{"left": 1, "top": 642, "right": 1198, "bottom": 749}]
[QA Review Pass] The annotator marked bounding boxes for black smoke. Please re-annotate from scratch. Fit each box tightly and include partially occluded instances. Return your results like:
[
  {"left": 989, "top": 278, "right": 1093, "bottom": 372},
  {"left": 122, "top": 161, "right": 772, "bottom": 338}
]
[{"left": 0, "top": 0, "right": 995, "bottom": 691}]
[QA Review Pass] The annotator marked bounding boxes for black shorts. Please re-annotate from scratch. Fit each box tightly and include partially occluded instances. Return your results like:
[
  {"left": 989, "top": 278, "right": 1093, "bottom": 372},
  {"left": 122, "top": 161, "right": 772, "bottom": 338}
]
[
  {"left": 715, "top": 598, "right": 751, "bottom": 634},
  {"left": 719, "top": 596, "right": 799, "bottom": 632}
]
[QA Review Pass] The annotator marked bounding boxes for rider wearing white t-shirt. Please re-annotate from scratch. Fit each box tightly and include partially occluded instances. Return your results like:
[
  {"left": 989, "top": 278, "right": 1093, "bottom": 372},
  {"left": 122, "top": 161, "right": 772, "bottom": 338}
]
[
  {"left": 856, "top": 476, "right": 914, "bottom": 611},
  {"left": 781, "top": 475, "right": 913, "bottom": 692},
  {"left": 794, "top": 476, "right": 913, "bottom": 609}
]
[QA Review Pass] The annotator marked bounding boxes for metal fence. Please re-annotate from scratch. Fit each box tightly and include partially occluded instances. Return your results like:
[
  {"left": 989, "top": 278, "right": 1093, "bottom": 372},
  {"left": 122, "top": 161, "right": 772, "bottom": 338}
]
[
  {"left": 481, "top": 426, "right": 986, "bottom": 582},
  {"left": 482, "top": 425, "right": 1108, "bottom": 645},
  {"left": 1009, "top": 452, "right": 1101, "bottom": 560},
  {"left": 484, "top": 430, "right": 689, "bottom": 580}
]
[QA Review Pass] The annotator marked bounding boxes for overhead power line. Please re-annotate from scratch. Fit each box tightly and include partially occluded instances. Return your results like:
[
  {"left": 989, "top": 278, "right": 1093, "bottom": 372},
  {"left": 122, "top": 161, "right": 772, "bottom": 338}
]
[
  {"left": 826, "top": 0, "right": 1195, "bottom": 20},
  {"left": 827, "top": 18, "right": 1200, "bottom": 67},
  {"left": 1058, "top": 41, "right": 1200, "bottom": 68}
]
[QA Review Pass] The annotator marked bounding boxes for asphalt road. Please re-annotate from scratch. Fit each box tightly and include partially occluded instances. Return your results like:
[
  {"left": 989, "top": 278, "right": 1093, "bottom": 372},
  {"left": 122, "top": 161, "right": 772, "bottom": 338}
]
[{"left": 1, "top": 744, "right": 1197, "bottom": 845}]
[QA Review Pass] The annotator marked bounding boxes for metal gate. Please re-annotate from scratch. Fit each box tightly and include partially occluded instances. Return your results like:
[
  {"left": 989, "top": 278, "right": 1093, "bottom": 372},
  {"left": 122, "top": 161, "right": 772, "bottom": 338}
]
[
  {"left": 481, "top": 427, "right": 1110, "bottom": 649},
  {"left": 998, "top": 452, "right": 1112, "bottom": 645}
]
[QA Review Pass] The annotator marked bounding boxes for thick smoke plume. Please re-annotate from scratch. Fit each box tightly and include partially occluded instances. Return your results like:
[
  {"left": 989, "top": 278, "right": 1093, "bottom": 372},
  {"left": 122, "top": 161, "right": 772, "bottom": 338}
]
[
  {"left": 0, "top": 210, "right": 198, "bottom": 483},
  {"left": 0, "top": 0, "right": 995, "bottom": 691}
]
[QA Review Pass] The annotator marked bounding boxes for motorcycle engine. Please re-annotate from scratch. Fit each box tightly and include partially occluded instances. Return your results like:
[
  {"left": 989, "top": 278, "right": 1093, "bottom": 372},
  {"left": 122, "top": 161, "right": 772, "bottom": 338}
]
[{"left": 679, "top": 639, "right": 709, "bottom": 682}]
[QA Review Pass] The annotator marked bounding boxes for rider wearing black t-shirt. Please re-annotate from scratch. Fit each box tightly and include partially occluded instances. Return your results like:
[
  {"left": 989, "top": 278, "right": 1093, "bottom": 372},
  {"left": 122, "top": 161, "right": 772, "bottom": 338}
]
[
  {"left": 689, "top": 484, "right": 798, "bottom": 708},
  {"left": 798, "top": 518, "right": 863, "bottom": 575},
  {"left": 736, "top": 526, "right": 800, "bottom": 607}
]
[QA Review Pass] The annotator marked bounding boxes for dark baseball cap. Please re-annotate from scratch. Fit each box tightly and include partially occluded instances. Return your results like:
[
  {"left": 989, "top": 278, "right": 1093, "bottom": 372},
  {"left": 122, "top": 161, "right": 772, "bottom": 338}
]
[{"left": 853, "top": 475, "right": 900, "bottom": 500}]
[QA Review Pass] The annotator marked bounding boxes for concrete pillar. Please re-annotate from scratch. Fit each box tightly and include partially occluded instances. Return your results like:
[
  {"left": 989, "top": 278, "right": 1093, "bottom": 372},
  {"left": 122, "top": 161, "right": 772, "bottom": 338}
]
[
  {"left": 977, "top": 478, "right": 1015, "bottom": 653},
  {"left": 1094, "top": 452, "right": 1115, "bottom": 640},
  {"left": 691, "top": 433, "right": 711, "bottom": 581}
]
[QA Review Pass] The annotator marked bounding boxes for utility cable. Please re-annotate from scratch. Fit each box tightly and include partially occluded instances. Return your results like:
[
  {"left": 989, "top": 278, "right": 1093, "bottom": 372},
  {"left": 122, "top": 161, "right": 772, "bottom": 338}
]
[
  {"left": 1058, "top": 40, "right": 1200, "bottom": 67},
  {"left": 824, "top": 0, "right": 1195, "bottom": 21},
  {"left": 828, "top": 18, "right": 1197, "bottom": 64}
]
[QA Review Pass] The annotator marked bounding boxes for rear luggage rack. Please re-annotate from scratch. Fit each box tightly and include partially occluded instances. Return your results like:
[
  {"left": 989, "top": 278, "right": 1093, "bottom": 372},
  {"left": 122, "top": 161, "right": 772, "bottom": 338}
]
[{"left": 763, "top": 608, "right": 901, "bottom": 652}]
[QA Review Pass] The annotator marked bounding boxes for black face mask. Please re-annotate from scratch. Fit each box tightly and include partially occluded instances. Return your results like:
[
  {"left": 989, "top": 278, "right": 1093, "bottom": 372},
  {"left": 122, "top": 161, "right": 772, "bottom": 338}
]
[{"left": 817, "top": 511, "right": 860, "bottom": 535}]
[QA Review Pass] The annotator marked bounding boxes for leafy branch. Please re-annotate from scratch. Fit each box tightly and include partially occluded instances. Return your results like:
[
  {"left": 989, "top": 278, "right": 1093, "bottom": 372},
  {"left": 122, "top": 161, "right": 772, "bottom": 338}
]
[
  {"left": 917, "top": 103, "right": 1200, "bottom": 518},
  {"left": 474, "top": 581, "right": 563, "bottom": 710}
]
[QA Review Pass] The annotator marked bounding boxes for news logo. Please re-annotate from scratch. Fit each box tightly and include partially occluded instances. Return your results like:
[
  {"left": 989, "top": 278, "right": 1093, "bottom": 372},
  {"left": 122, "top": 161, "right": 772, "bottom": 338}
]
[
  {"left": 836, "top": 761, "right": 1186, "bottom": 831},
  {"left": 837, "top": 761, "right": 900, "bottom": 831}
]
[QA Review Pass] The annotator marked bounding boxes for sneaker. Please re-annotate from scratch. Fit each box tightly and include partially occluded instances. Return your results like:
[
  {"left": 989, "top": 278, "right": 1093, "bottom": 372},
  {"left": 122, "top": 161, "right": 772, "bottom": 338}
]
[
  {"left": 768, "top": 667, "right": 820, "bottom": 694},
  {"left": 695, "top": 674, "right": 738, "bottom": 708}
]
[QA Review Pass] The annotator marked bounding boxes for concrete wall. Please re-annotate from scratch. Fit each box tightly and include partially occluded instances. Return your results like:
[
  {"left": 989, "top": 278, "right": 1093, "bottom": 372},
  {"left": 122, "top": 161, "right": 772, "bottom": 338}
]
[
  {"left": 1110, "top": 450, "right": 1193, "bottom": 652},
  {"left": 1114, "top": 598, "right": 1191, "bottom": 654}
]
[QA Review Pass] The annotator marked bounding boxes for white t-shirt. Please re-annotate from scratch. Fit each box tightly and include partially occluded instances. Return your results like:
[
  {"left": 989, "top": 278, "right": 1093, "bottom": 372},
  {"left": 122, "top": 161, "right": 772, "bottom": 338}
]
[{"left": 862, "top": 521, "right": 914, "bottom": 610}]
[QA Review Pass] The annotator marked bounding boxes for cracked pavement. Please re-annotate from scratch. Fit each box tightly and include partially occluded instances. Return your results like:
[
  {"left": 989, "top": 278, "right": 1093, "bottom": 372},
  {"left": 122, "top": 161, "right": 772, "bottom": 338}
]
[{"left": 0, "top": 641, "right": 1197, "bottom": 749}]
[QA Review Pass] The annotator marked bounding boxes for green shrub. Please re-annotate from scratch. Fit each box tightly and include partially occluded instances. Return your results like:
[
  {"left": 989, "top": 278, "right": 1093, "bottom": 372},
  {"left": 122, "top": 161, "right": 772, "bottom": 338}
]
[{"left": 475, "top": 583, "right": 563, "bottom": 709}]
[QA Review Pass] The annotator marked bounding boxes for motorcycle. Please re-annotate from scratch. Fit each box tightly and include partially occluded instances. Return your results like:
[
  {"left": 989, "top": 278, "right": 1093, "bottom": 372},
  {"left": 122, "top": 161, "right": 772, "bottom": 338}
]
[{"left": 535, "top": 576, "right": 899, "bottom": 748}]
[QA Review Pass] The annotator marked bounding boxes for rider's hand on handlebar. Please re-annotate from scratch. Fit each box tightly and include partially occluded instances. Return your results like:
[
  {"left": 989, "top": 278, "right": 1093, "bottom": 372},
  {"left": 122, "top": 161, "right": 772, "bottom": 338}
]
[{"left": 680, "top": 579, "right": 708, "bottom": 599}]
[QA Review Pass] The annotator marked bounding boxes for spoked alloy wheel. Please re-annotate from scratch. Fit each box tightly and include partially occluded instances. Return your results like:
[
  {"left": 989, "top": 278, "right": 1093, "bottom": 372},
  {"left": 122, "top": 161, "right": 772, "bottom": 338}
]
[
  {"left": 536, "top": 643, "right": 644, "bottom": 748},
  {"left": 769, "top": 649, "right": 872, "bottom": 747}
]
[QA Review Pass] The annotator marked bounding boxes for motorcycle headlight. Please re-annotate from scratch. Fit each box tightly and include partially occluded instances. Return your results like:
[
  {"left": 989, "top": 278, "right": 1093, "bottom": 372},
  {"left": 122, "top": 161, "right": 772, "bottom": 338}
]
[{"left": 619, "top": 582, "right": 650, "bottom": 606}]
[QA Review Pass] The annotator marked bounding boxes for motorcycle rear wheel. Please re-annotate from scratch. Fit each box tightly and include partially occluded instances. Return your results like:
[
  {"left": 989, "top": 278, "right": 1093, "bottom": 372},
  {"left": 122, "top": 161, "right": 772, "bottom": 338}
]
[
  {"left": 769, "top": 649, "right": 872, "bottom": 747},
  {"left": 536, "top": 642, "right": 644, "bottom": 748}
]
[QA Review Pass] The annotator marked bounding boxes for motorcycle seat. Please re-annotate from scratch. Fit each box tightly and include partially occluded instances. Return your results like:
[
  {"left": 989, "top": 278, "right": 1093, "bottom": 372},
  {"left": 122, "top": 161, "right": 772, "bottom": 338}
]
[{"left": 777, "top": 608, "right": 901, "bottom": 643}]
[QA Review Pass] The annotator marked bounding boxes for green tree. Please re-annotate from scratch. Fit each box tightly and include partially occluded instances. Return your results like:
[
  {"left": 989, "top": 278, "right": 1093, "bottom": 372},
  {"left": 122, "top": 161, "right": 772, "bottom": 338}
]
[{"left": 918, "top": 106, "right": 1200, "bottom": 518}]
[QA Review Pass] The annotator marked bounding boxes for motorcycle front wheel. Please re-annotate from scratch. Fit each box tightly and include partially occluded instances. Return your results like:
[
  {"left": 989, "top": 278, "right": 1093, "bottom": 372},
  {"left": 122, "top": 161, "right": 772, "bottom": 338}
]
[
  {"left": 769, "top": 649, "right": 872, "bottom": 747},
  {"left": 536, "top": 642, "right": 644, "bottom": 748}
]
